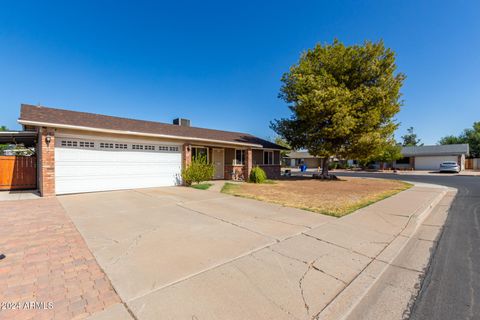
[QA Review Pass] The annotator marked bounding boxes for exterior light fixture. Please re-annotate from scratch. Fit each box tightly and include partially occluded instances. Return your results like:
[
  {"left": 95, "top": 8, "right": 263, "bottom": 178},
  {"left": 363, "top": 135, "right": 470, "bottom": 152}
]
[{"left": 45, "top": 133, "right": 52, "bottom": 145}]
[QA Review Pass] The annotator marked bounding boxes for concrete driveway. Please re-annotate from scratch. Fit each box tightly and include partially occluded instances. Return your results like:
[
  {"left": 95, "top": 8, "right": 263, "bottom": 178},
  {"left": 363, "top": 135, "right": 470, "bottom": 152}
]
[{"left": 59, "top": 187, "right": 333, "bottom": 319}]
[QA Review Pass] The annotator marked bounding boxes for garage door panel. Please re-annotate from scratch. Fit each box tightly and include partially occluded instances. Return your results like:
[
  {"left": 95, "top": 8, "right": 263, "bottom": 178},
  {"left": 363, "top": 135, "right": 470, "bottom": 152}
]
[
  {"left": 55, "top": 137, "right": 182, "bottom": 194},
  {"left": 415, "top": 156, "right": 457, "bottom": 170}
]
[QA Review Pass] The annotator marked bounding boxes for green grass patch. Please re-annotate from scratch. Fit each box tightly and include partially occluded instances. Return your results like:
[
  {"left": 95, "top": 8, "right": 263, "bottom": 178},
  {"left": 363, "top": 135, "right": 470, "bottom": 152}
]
[
  {"left": 191, "top": 183, "right": 213, "bottom": 190},
  {"left": 220, "top": 182, "right": 240, "bottom": 193}
]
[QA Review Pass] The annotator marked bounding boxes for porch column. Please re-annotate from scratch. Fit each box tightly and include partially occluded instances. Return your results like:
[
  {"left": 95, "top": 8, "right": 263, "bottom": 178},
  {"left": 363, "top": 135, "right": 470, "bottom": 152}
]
[
  {"left": 38, "top": 127, "right": 55, "bottom": 197},
  {"left": 246, "top": 148, "right": 253, "bottom": 179},
  {"left": 182, "top": 143, "right": 192, "bottom": 169}
]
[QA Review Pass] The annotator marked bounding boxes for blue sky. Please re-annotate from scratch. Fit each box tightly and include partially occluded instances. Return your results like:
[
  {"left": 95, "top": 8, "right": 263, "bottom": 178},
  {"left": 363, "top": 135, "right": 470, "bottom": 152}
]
[{"left": 1, "top": 0, "right": 479, "bottom": 144}]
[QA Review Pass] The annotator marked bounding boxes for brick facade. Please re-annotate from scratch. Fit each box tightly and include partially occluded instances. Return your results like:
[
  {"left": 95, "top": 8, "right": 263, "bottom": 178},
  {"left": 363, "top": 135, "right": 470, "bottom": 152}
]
[
  {"left": 258, "top": 165, "right": 281, "bottom": 179},
  {"left": 246, "top": 148, "right": 253, "bottom": 179},
  {"left": 38, "top": 127, "right": 56, "bottom": 197},
  {"left": 182, "top": 143, "right": 192, "bottom": 169}
]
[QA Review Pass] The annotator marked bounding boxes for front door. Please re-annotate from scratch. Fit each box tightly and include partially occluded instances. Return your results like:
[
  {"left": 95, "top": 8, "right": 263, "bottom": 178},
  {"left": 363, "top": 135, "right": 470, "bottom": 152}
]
[{"left": 212, "top": 149, "right": 224, "bottom": 179}]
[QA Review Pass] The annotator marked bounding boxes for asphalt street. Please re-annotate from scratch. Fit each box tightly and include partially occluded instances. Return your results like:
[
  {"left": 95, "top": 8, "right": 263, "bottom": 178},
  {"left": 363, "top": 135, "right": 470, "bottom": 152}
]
[{"left": 335, "top": 171, "right": 480, "bottom": 320}]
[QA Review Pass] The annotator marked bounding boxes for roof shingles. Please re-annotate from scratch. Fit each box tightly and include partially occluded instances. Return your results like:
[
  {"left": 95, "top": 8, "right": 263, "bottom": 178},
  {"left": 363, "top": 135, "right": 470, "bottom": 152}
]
[{"left": 19, "top": 104, "right": 286, "bottom": 149}]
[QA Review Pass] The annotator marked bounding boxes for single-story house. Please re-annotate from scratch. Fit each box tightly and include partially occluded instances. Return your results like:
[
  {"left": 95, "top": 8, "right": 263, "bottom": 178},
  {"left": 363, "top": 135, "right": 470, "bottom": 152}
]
[
  {"left": 284, "top": 151, "right": 343, "bottom": 169},
  {"left": 284, "top": 151, "right": 322, "bottom": 168},
  {"left": 285, "top": 144, "right": 470, "bottom": 172},
  {"left": 2, "top": 104, "right": 287, "bottom": 196},
  {"left": 394, "top": 144, "right": 470, "bottom": 171}
]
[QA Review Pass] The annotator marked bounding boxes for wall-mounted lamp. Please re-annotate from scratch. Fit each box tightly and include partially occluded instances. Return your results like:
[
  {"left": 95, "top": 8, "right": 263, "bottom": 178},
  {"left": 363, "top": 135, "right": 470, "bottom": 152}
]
[
  {"left": 187, "top": 145, "right": 191, "bottom": 152},
  {"left": 45, "top": 134, "right": 52, "bottom": 146}
]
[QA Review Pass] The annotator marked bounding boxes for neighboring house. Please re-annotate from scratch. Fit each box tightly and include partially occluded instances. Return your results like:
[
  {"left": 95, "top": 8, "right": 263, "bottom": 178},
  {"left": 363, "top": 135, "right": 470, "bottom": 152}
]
[
  {"left": 394, "top": 144, "right": 469, "bottom": 171},
  {"left": 285, "top": 151, "right": 322, "bottom": 168},
  {"left": 285, "top": 151, "right": 342, "bottom": 168},
  {"left": 285, "top": 144, "right": 470, "bottom": 172},
  {"left": 8, "top": 104, "right": 287, "bottom": 196}
]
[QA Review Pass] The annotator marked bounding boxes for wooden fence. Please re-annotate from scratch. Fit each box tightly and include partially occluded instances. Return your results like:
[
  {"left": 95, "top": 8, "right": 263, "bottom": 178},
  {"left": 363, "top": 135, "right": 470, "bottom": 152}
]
[
  {"left": 0, "top": 156, "right": 37, "bottom": 190},
  {"left": 465, "top": 158, "right": 480, "bottom": 170}
]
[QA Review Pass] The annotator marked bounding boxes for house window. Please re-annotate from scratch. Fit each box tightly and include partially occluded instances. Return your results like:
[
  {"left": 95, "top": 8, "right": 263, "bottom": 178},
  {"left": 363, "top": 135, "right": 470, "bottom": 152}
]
[
  {"left": 114, "top": 143, "right": 127, "bottom": 149},
  {"left": 61, "top": 140, "right": 78, "bottom": 147},
  {"left": 145, "top": 145, "right": 155, "bottom": 151},
  {"left": 192, "top": 147, "right": 208, "bottom": 161},
  {"left": 263, "top": 151, "right": 274, "bottom": 165},
  {"left": 132, "top": 144, "right": 144, "bottom": 150},
  {"left": 100, "top": 143, "right": 114, "bottom": 149},
  {"left": 234, "top": 149, "right": 245, "bottom": 165},
  {"left": 79, "top": 141, "right": 95, "bottom": 148},
  {"left": 396, "top": 157, "right": 410, "bottom": 164},
  {"left": 159, "top": 146, "right": 169, "bottom": 151},
  {"left": 169, "top": 146, "right": 179, "bottom": 152}
]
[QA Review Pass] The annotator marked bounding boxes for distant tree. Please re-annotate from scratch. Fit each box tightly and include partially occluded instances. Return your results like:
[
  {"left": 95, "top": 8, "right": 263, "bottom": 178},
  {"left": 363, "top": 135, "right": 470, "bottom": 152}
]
[
  {"left": 439, "top": 122, "right": 480, "bottom": 157},
  {"left": 0, "top": 125, "right": 9, "bottom": 154},
  {"left": 438, "top": 135, "right": 465, "bottom": 145},
  {"left": 370, "top": 139, "right": 403, "bottom": 169},
  {"left": 401, "top": 127, "right": 423, "bottom": 146},
  {"left": 271, "top": 39, "right": 405, "bottom": 177},
  {"left": 273, "top": 136, "right": 290, "bottom": 158}
]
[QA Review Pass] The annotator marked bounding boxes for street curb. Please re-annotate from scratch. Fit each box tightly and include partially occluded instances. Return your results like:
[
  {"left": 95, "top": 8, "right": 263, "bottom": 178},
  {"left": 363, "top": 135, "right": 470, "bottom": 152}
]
[{"left": 317, "top": 183, "right": 454, "bottom": 320}]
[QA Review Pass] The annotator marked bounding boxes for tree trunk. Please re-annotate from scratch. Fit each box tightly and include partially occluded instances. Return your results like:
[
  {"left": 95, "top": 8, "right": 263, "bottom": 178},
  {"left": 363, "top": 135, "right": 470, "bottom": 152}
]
[{"left": 321, "top": 157, "right": 329, "bottom": 176}]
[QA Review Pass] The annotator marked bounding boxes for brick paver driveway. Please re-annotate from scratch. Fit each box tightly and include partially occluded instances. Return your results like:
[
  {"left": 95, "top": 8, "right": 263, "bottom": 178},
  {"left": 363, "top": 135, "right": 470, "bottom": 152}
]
[{"left": 0, "top": 198, "right": 120, "bottom": 320}]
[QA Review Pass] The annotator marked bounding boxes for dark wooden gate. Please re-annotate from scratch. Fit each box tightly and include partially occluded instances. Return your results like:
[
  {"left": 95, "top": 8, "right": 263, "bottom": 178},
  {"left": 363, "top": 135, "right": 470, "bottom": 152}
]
[{"left": 0, "top": 156, "right": 37, "bottom": 190}]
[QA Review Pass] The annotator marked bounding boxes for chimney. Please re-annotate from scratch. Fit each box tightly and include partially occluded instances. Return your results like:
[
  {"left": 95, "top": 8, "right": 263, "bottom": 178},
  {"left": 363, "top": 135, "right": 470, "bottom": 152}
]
[{"left": 173, "top": 118, "right": 191, "bottom": 127}]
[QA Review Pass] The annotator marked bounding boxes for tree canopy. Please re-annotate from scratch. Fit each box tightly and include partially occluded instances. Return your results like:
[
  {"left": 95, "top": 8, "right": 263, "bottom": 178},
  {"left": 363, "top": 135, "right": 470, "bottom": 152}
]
[
  {"left": 401, "top": 126, "right": 422, "bottom": 146},
  {"left": 271, "top": 39, "right": 405, "bottom": 175},
  {"left": 439, "top": 122, "right": 480, "bottom": 157}
]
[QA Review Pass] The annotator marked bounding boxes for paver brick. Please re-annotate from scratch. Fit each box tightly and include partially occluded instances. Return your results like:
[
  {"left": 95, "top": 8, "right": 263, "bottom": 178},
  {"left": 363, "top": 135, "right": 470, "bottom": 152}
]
[{"left": 0, "top": 198, "right": 121, "bottom": 319}]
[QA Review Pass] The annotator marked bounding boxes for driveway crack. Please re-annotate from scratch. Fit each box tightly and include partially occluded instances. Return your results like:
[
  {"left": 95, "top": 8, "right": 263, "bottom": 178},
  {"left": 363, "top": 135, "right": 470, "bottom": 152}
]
[
  {"left": 176, "top": 203, "right": 277, "bottom": 240},
  {"left": 110, "top": 227, "right": 157, "bottom": 265}
]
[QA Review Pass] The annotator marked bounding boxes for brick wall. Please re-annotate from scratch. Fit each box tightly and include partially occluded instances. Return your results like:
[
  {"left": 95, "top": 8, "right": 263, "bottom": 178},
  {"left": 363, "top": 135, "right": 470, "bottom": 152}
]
[
  {"left": 38, "top": 128, "right": 56, "bottom": 196},
  {"left": 246, "top": 148, "right": 252, "bottom": 179},
  {"left": 258, "top": 165, "right": 281, "bottom": 179}
]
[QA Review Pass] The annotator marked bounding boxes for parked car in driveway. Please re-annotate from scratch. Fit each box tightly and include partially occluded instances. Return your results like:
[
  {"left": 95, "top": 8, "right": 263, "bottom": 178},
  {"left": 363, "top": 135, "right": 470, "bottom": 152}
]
[{"left": 439, "top": 161, "right": 460, "bottom": 173}]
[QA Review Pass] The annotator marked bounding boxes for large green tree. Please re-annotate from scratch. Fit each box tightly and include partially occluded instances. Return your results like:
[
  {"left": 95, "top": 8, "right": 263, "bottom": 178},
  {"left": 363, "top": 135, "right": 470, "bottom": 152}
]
[
  {"left": 401, "top": 126, "right": 423, "bottom": 146},
  {"left": 271, "top": 39, "right": 405, "bottom": 177},
  {"left": 439, "top": 122, "right": 480, "bottom": 157}
]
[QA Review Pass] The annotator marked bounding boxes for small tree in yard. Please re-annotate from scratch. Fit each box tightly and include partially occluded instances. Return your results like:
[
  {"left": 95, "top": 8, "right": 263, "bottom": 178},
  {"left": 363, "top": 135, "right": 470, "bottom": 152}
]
[
  {"left": 370, "top": 139, "right": 403, "bottom": 169},
  {"left": 181, "top": 155, "right": 214, "bottom": 186},
  {"left": 271, "top": 39, "right": 405, "bottom": 178}
]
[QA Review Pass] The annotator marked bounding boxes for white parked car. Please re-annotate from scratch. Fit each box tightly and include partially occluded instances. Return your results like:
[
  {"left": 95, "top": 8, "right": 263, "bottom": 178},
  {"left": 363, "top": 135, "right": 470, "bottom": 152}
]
[{"left": 439, "top": 161, "right": 460, "bottom": 173}]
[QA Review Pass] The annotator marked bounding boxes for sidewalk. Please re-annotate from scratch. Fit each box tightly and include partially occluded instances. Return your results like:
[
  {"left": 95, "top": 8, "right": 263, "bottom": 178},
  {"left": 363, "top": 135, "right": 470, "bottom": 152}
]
[{"left": 123, "top": 182, "right": 452, "bottom": 319}]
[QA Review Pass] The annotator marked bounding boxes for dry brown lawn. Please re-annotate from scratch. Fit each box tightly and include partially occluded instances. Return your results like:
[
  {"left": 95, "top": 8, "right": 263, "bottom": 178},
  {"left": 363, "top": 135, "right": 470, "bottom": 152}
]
[{"left": 221, "top": 177, "right": 412, "bottom": 217}]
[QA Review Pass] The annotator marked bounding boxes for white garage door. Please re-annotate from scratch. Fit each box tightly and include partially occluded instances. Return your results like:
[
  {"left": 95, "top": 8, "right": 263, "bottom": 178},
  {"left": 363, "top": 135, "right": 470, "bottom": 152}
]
[
  {"left": 55, "top": 136, "right": 182, "bottom": 194},
  {"left": 414, "top": 156, "right": 458, "bottom": 171}
]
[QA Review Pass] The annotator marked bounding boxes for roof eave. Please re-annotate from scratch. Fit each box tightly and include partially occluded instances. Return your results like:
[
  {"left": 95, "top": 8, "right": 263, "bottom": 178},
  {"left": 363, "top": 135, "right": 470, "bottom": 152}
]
[{"left": 17, "top": 119, "right": 264, "bottom": 148}]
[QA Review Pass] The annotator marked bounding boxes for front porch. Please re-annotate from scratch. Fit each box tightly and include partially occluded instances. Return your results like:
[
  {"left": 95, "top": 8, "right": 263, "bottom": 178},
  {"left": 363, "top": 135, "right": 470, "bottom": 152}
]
[{"left": 182, "top": 144, "right": 281, "bottom": 181}]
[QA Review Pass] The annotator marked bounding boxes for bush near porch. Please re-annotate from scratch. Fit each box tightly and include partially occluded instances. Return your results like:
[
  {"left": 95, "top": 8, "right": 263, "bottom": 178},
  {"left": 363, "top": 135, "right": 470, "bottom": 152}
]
[
  {"left": 221, "top": 177, "right": 412, "bottom": 217},
  {"left": 182, "top": 155, "right": 214, "bottom": 186}
]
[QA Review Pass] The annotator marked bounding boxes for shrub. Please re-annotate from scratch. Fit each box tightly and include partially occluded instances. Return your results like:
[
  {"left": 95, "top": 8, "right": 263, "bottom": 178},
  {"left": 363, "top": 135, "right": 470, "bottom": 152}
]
[
  {"left": 182, "top": 155, "right": 214, "bottom": 186},
  {"left": 328, "top": 162, "right": 338, "bottom": 170},
  {"left": 249, "top": 166, "right": 267, "bottom": 183}
]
